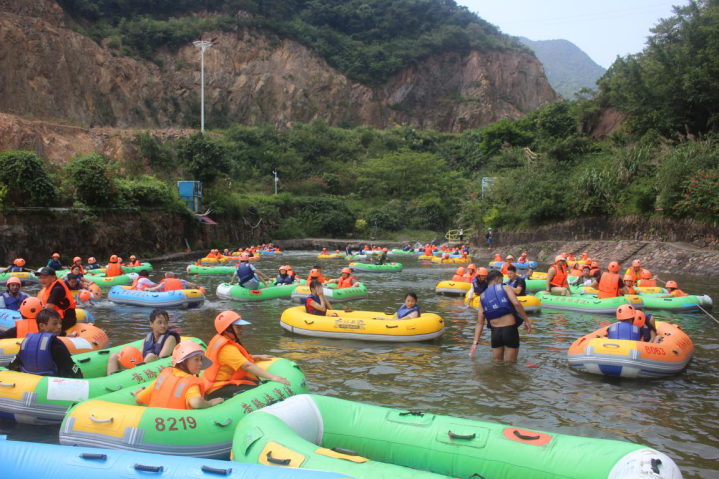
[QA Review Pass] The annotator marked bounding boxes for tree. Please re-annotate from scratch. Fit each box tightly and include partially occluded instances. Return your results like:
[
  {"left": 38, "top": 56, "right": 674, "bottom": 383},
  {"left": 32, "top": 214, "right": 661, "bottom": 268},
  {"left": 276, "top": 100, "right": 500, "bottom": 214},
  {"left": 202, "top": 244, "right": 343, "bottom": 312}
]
[
  {"left": 177, "top": 134, "right": 231, "bottom": 184},
  {"left": 64, "top": 154, "right": 116, "bottom": 207},
  {"left": 0, "top": 151, "right": 58, "bottom": 207}
]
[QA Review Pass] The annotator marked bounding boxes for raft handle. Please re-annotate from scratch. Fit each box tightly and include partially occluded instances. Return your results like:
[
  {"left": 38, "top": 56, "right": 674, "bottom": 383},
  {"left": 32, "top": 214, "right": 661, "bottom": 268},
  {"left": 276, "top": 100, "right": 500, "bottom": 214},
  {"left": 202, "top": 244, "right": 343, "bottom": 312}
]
[
  {"left": 104, "top": 385, "right": 123, "bottom": 392},
  {"left": 201, "top": 465, "right": 233, "bottom": 475},
  {"left": 399, "top": 410, "right": 424, "bottom": 417},
  {"left": 80, "top": 453, "right": 107, "bottom": 461},
  {"left": 331, "top": 447, "right": 359, "bottom": 456},
  {"left": 602, "top": 343, "right": 621, "bottom": 348},
  {"left": 78, "top": 358, "right": 91, "bottom": 363},
  {"left": 513, "top": 430, "right": 541, "bottom": 441},
  {"left": 266, "top": 451, "right": 292, "bottom": 465},
  {"left": 98, "top": 350, "right": 110, "bottom": 355},
  {"left": 672, "top": 350, "right": 680, "bottom": 355},
  {"left": 89, "top": 415, "right": 114, "bottom": 424},
  {"left": 214, "top": 418, "right": 233, "bottom": 427},
  {"left": 386, "top": 325, "right": 398, "bottom": 329},
  {"left": 0, "top": 381, "right": 16, "bottom": 388},
  {"left": 304, "top": 320, "right": 314, "bottom": 325},
  {"left": 133, "top": 464, "right": 163, "bottom": 473},
  {"left": 469, "top": 474, "right": 486, "bottom": 479},
  {"left": 651, "top": 459, "right": 662, "bottom": 474},
  {"left": 448, "top": 431, "right": 476, "bottom": 440}
]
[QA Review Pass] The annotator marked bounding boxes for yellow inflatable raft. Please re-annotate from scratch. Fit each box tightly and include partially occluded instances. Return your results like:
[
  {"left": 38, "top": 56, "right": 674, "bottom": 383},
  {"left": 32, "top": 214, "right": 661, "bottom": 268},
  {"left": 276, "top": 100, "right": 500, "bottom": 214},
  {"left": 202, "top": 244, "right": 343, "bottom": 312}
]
[
  {"left": 280, "top": 306, "right": 444, "bottom": 342},
  {"left": 435, "top": 281, "right": 471, "bottom": 296},
  {"left": 464, "top": 293, "right": 542, "bottom": 313},
  {"left": 430, "top": 256, "right": 471, "bottom": 264}
]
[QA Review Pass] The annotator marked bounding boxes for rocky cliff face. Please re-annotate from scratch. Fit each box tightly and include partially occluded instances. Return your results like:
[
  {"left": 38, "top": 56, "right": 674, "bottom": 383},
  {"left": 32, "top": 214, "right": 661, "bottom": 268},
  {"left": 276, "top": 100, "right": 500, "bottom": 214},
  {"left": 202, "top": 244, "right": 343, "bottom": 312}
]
[{"left": 0, "top": 1, "right": 557, "bottom": 135}]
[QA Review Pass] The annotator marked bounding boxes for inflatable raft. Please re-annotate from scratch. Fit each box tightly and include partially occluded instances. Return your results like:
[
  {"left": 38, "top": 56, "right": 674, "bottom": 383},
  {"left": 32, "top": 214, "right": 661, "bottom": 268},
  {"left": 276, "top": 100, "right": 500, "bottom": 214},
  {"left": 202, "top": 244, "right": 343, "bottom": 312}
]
[
  {"left": 430, "top": 257, "right": 470, "bottom": 264},
  {"left": 60, "top": 358, "right": 308, "bottom": 458},
  {"left": 534, "top": 292, "right": 643, "bottom": 314},
  {"left": 0, "top": 337, "right": 203, "bottom": 425},
  {"left": 434, "top": 281, "right": 470, "bottom": 296},
  {"left": 187, "top": 265, "right": 236, "bottom": 275},
  {"left": 85, "top": 273, "right": 136, "bottom": 288},
  {"left": 390, "top": 249, "right": 415, "bottom": 255},
  {"left": 0, "top": 271, "right": 39, "bottom": 285},
  {"left": 108, "top": 286, "right": 205, "bottom": 309},
  {"left": 216, "top": 282, "right": 300, "bottom": 302},
  {"left": 121, "top": 263, "right": 153, "bottom": 274},
  {"left": 0, "top": 439, "right": 350, "bottom": 479},
  {"left": 418, "top": 254, "right": 435, "bottom": 260},
  {"left": 0, "top": 322, "right": 108, "bottom": 367},
  {"left": 280, "top": 306, "right": 444, "bottom": 342},
  {"left": 231, "top": 394, "right": 682, "bottom": 479},
  {"left": 349, "top": 262, "right": 402, "bottom": 273},
  {"left": 291, "top": 283, "right": 369, "bottom": 303},
  {"left": 0, "top": 308, "right": 95, "bottom": 332},
  {"left": 568, "top": 322, "right": 693, "bottom": 378},
  {"left": 317, "top": 253, "right": 344, "bottom": 259},
  {"left": 638, "top": 293, "right": 713, "bottom": 312},
  {"left": 489, "top": 261, "right": 538, "bottom": 270},
  {"left": 464, "top": 293, "right": 542, "bottom": 313}
]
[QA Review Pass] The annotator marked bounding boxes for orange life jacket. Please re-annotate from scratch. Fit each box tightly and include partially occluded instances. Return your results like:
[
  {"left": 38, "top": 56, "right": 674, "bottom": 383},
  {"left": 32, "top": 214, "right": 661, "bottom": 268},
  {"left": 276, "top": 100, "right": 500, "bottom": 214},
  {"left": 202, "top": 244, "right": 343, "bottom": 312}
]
[
  {"left": 567, "top": 254, "right": 576, "bottom": 262},
  {"left": 144, "top": 368, "right": 205, "bottom": 410},
  {"left": 462, "top": 273, "right": 473, "bottom": 282},
  {"left": 549, "top": 263, "right": 568, "bottom": 288},
  {"left": 129, "top": 260, "right": 141, "bottom": 267},
  {"left": 501, "top": 262, "right": 510, "bottom": 275},
  {"left": 581, "top": 253, "right": 589, "bottom": 261},
  {"left": 161, "top": 278, "right": 184, "bottom": 291},
  {"left": 424, "top": 248, "right": 432, "bottom": 256},
  {"left": 494, "top": 254, "right": 502, "bottom": 262},
  {"left": 597, "top": 272, "right": 621, "bottom": 299},
  {"left": 337, "top": 276, "right": 356, "bottom": 289},
  {"left": 451, "top": 275, "right": 464, "bottom": 282},
  {"left": 39, "top": 279, "right": 76, "bottom": 319},
  {"left": 637, "top": 279, "right": 657, "bottom": 287},
  {"left": 105, "top": 262, "right": 123, "bottom": 277},
  {"left": 202, "top": 335, "right": 256, "bottom": 391},
  {"left": 625, "top": 286, "right": 636, "bottom": 295},
  {"left": 625, "top": 267, "right": 643, "bottom": 282},
  {"left": 73, "top": 264, "right": 86, "bottom": 275},
  {"left": 590, "top": 268, "right": 600, "bottom": 276},
  {"left": 15, "top": 319, "right": 39, "bottom": 338},
  {"left": 670, "top": 289, "right": 687, "bottom": 297},
  {"left": 130, "top": 277, "right": 149, "bottom": 291}
]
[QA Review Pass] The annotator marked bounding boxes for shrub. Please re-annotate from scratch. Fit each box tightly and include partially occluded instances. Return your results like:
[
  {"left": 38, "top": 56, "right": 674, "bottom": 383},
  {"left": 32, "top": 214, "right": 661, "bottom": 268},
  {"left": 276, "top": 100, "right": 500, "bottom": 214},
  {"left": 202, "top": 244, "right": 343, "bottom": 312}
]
[
  {"left": 672, "top": 170, "right": 719, "bottom": 221},
  {"left": 177, "top": 133, "right": 231, "bottom": 185},
  {"left": 63, "top": 154, "right": 116, "bottom": 207},
  {"left": 0, "top": 150, "right": 59, "bottom": 207},
  {"left": 116, "top": 175, "right": 181, "bottom": 208}
]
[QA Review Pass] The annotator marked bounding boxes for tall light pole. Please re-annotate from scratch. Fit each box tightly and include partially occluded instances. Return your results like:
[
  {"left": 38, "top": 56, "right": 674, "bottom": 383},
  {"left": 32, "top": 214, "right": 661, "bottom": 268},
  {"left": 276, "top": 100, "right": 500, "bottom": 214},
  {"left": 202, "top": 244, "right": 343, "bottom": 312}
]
[
  {"left": 272, "top": 170, "right": 279, "bottom": 195},
  {"left": 193, "top": 38, "right": 216, "bottom": 135}
]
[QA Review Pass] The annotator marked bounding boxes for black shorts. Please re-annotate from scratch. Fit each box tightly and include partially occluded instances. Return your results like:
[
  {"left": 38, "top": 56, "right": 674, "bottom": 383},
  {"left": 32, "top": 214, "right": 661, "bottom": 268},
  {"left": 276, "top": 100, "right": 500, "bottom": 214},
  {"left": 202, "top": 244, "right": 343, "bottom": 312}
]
[
  {"left": 491, "top": 325, "right": 520, "bottom": 349},
  {"left": 204, "top": 383, "right": 256, "bottom": 400}
]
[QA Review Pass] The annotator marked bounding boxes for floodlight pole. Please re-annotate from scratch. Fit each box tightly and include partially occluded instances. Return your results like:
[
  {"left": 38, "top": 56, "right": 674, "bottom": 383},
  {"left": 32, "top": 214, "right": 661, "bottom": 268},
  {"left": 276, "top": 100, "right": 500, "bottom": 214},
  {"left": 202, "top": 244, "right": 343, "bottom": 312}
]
[{"left": 193, "top": 39, "right": 215, "bottom": 134}]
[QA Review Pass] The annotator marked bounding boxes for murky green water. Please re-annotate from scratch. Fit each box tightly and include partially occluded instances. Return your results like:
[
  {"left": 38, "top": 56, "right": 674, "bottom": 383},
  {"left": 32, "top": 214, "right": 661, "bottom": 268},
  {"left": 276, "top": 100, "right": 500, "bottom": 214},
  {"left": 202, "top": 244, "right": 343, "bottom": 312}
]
[{"left": 2, "top": 251, "right": 718, "bottom": 477}]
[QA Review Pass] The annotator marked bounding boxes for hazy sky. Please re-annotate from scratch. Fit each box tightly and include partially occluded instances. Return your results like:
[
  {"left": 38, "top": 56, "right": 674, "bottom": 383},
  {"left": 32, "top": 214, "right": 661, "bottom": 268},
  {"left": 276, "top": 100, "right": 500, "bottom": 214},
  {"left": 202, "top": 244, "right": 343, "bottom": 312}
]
[{"left": 457, "top": 0, "right": 689, "bottom": 68}]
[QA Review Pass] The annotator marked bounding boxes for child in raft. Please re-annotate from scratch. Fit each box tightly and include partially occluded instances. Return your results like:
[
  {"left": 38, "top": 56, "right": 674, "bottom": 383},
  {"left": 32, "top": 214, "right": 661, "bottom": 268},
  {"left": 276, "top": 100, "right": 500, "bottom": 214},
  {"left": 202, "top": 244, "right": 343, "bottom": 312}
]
[
  {"left": 106, "top": 308, "right": 180, "bottom": 375},
  {"left": 374, "top": 292, "right": 421, "bottom": 320},
  {"left": 607, "top": 305, "right": 659, "bottom": 344},
  {"left": 305, "top": 280, "right": 337, "bottom": 317},
  {"left": 134, "top": 341, "right": 222, "bottom": 410}
]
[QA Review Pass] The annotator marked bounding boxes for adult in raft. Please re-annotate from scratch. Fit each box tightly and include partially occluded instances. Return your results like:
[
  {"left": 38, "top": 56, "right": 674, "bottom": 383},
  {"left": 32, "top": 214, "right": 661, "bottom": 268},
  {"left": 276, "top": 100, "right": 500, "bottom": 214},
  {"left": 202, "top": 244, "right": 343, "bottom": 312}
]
[
  {"left": 375, "top": 247, "right": 389, "bottom": 265},
  {"left": 546, "top": 255, "right": 570, "bottom": 296},
  {"left": 127, "top": 255, "right": 142, "bottom": 267},
  {"left": 326, "top": 267, "right": 358, "bottom": 288},
  {"left": 505, "top": 265, "right": 526, "bottom": 296},
  {"left": 469, "top": 270, "right": 532, "bottom": 362},
  {"left": 202, "top": 311, "right": 290, "bottom": 401},
  {"left": 47, "top": 253, "right": 63, "bottom": 271},
  {"left": 596, "top": 261, "right": 632, "bottom": 299},
  {"left": 146, "top": 272, "right": 200, "bottom": 292},
  {"left": 105, "top": 255, "right": 124, "bottom": 278},
  {"left": 274, "top": 265, "right": 297, "bottom": 285},
  {"left": 0, "top": 277, "right": 28, "bottom": 311},
  {"left": 625, "top": 259, "right": 645, "bottom": 283},
  {"left": 7, "top": 309, "right": 83, "bottom": 378},
  {"left": 36, "top": 267, "right": 77, "bottom": 332},
  {"left": 2, "top": 258, "right": 32, "bottom": 273},
  {"left": 231, "top": 254, "right": 270, "bottom": 289},
  {"left": 134, "top": 341, "right": 222, "bottom": 410},
  {"left": 85, "top": 257, "right": 101, "bottom": 271}
]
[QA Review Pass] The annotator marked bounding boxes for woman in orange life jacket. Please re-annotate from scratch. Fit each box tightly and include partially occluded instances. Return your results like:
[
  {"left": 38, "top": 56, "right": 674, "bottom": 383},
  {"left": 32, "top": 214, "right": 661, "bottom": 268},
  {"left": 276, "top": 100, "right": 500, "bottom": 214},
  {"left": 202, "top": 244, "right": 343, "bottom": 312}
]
[
  {"left": 202, "top": 311, "right": 289, "bottom": 401},
  {"left": 325, "top": 267, "right": 358, "bottom": 289},
  {"left": 146, "top": 272, "right": 200, "bottom": 292},
  {"left": 596, "top": 261, "right": 632, "bottom": 299},
  {"left": 463, "top": 264, "right": 477, "bottom": 282},
  {"left": 546, "top": 255, "right": 570, "bottom": 296},
  {"left": 134, "top": 341, "right": 221, "bottom": 410},
  {"left": 451, "top": 267, "right": 466, "bottom": 283},
  {"left": 624, "top": 259, "right": 644, "bottom": 283},
  {"left": 127, "top": 255, "right": 142, "bottom": 267},
  {"left": 104, "top": 255, "right": 123, "bottom": 277},
  {"left": 663, "top": 280, "right": 688, "bottom": 297},
  {"left": 493, "top": 253, "right": 503, "bottom": 263},
  {"left": 516, "top": 252, "right": 528, "bottom": 264},
  {"left": 580, "top": 252, "right": 589, "bottom": 261}
]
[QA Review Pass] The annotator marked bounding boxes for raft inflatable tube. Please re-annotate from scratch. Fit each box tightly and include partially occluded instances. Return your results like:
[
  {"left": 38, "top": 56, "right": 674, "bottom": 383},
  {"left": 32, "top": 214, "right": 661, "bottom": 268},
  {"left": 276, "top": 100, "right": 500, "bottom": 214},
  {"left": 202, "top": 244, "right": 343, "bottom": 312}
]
[
  {"left": 464, "top": 293, "right": 542, "bottom": 313},
  {"left": 568, "top": 322, "right": 693, "bottom": 378},
  {"left": 0, "top": 337, "right": 204, "bottom": 425},
  {"left": 231, "top": 394, "right": 682, "bottom": 479},
  {"left": 0, "top": 322, "right": 108, "bottom": 367},
  {"left": 489, "top": 261, "right": 538, "bottom": 270},
  {"left": 430, "top": 257, "right": 470, "bottom": 264},
  {"left": 60, "top": 358, "right": 308, "bottom": 458},
  {"left": 417, "top": 254, "right": 435, "bottom": 260},
  {"left": 291, "top": 283, "right": 369, "bottom": 303},
  {"left": 0, "top": 271, "right": 39, "bottom": 286},
  {"left": 39, "top": 284, "right": 103, "bottom": 302},
  {"left": 187, "top": 265, "right": 237, "bottom": 275},
  {"left": 85, "top": 273, "right": 136, "bottom": 288},
  {"left": 535, "top": 292, "right": 642, "bottom": 314},
  {"left": 0, "top": 439, "right": 352, "bottom": 479},
  {"left": 216, "top": 282, "right": 300, "bottom": 302},
  {"left": 434, "top": 281, "right": 470, "bottom": 296},
  {"left": 108, "top": 286, "right": 205, "bottom": 309},
  {"left": 349, "top": 262, "right": 403, "bottom": 273},
  {"left": 317, "top": 253, "right": 344, "bottom": 259},
  {"left": 390, "top": 249, "right": 415, "bottom": 255},
  {"left": 511, "top": 278, "right": 547, "bottom": 292},
  {"left": 121, "top": 263, "right": 153, "bottom": 274},
  {"left": 280, "top": 306, "right": 444, "bottom": 342},
  {"left": 345, "top": 254, "right": 371, "bottom": 261},
  {"left": 639, "top": 293, "right": 713, "bottom": 312},
  {"left": 0, "top": 308, "right": 95, "bottom": 332}
]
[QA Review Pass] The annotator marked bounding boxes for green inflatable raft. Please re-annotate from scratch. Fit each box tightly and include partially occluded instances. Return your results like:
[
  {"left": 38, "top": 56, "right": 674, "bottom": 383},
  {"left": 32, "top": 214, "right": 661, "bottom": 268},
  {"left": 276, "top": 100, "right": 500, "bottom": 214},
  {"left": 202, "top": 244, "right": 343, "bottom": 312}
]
[
  {"left": 85, "top": 273, "right": 135, "bottom": 288},
  {"left": 390, "top": 249, "right": 415, "bottom": 255},
  {"left": 216, "top": 282, "right": 301, "bottom": 301},
  {"left": 349, "top": 262, "right": 402, "bottom": 273},
  {"left": 60, "top": 358, "right": 308, "bottom": 458},
  {"left": 0, "top": 271, "right": 39, "bottom": 285},
  {"left": 639, "top": 293, "right": 713, "bottom": 312},
  {"left": 534, "top": 292, "right": 642, "bottom": 314},
  {"left": 187, "top": 265, "right": 237, "bottom": 275},
  {"left": 291, "top": 282, "right": 369, "bottom": 303},
  {"left": 121, "top": 263, "right": 154, "bottom": 274},
  {"left": 231, "top": 394, "right": 681, "bottom": 479},
  {"left": 0, "top": 337, "right": 204, "bottom": 425}
]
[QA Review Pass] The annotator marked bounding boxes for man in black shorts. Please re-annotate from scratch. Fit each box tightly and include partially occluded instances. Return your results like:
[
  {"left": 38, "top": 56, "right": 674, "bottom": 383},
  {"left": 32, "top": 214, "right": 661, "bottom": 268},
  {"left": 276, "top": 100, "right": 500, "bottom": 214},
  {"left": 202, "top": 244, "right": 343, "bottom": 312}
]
[{"left": 469, "top": 270, "right": 531, "bottom": 362}]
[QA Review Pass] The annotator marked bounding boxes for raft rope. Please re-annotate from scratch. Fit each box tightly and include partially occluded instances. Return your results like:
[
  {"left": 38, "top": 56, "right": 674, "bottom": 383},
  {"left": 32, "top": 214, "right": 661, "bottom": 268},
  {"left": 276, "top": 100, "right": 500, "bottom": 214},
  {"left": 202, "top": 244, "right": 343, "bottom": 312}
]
[{"left": 655, "top": 276, "right": 719, "bottom": 326}]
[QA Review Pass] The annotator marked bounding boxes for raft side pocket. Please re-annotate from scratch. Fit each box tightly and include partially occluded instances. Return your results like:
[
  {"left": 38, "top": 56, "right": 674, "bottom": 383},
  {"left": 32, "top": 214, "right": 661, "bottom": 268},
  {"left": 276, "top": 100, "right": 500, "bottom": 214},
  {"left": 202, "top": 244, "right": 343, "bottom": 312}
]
[
  {"left": 258, "top": 442, "right": 305, "bottom": 468},
  {"left": 242, "top": 426, "right": 265, "bottom": 454}
]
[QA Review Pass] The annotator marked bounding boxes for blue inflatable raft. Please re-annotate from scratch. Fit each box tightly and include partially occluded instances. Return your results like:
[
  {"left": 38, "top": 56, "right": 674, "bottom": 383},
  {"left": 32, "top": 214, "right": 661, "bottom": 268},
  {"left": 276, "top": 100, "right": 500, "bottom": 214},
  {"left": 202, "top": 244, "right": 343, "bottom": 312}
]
[
  {"left": 0, "top": 308, "right": 95, "bottom": 331},
  {"left": 108, "top": 286, "right": 205, "bottom": 309},
  {"left": 489, "top": 261, "right": 538, "bottom": 270},
  {"left": 0, "top": 438, "right": 354, "bottom": 479}
]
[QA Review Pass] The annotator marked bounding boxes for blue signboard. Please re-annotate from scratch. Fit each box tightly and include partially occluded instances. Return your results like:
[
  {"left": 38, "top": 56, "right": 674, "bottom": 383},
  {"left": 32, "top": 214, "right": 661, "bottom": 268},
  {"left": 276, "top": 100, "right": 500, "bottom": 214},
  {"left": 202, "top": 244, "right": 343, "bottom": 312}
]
[{"left": 178, "top": 181, "right": 202, "bottom": 212}]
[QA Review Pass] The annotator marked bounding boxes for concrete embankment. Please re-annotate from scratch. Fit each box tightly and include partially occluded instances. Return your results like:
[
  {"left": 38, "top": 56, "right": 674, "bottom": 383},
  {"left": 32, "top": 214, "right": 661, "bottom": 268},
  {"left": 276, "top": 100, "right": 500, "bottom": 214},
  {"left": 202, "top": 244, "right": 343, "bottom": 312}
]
[{"left": 273, "top": 238, "right": 408, "bottom": 251}]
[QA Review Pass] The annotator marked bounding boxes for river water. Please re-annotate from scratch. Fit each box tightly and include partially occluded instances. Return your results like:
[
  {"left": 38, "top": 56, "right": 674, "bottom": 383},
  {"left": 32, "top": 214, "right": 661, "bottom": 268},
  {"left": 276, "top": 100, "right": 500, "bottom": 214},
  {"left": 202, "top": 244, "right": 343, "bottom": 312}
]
[{"left": 2, "top": 251, "right": 718, "bottom": 477}]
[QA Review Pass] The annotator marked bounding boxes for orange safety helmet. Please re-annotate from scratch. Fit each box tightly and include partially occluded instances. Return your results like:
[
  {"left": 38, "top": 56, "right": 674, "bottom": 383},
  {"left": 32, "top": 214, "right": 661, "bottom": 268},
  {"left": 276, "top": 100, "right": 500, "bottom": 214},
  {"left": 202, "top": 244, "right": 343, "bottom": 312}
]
[
  {"left": 616, "top": 304, "right": 636, "bottom": 321},
  {"left": 608, "top": 261, "right": 620, "bottom": 272},
  {"left": 554, "top": 255, "right": 565, "bottom": 263},
  {"left": 665, "top": 280, "right": 678, "bottom": 289},
  {"left": 632, "top": 259, "right": 641, "bottom": 267},
  {"left": 171, "top": 341, "right": 212, "bottom": 369},
  {"left": 73, "top": 256, "right": 82, "bottom": 263},
  {"left": 278, "top": 265, "right": 288, "bottom": 272},
  {"left": 641, "top": 270, "right": 652, "bottom": 280},
  {"left": 456, "top": 267, "right": 466, "bottom": 275},
  {"left": 591, "top": 261, "right": 599, "bottom": 268},
  {"left": 309, "top": 269, "right": 321, "bottom": 278},
  {"left": 623, "top": 275, "right": 634, "bottom": 283},
  {"left": 6, "top": 277, "right": 22, "bottom": 286},
  {"left": 110, "top": 255, "right": 118, "bottom": 263},
  {"left": 119, "top": 345, "right": 144, "bottom": 369},
  {"left": 382, "top": 248, "right": 388, "bottom": 252},
  {"left": 467, "top": 264, "right": 476, "bottom": 271},
  {"left": 20, "top": 297, "right": 44, "bottom": 319},
  {"left": 478, "top": 267, "right": 488, "bottom": 276},
  {"left": 130, "top": 255, "right": 137, "bottom": 260},
  {"left": 52, "top": 253, "right": 60, "bottom": 258},
  {"left": 634, "top": 310, "right": 646, "bottom": 329},
  {"left": 341, "top": 267, "right": 352, "bottom": 275},
  {"left": 88, "top": 257, "right": 97, "bottom": 264},
  {"left": 214, "top": 310, "right": 251, "bottom": 334},
  {"left": 13, "top": 258, "right": 25, "bottom": 267}
]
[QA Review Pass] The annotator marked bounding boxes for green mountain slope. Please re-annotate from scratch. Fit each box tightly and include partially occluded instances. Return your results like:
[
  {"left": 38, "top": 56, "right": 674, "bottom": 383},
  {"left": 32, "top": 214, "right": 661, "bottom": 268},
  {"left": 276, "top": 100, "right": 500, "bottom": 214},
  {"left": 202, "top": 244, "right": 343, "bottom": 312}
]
[{"left": 519, "top": 37, "right": 605, "bottom": 98}]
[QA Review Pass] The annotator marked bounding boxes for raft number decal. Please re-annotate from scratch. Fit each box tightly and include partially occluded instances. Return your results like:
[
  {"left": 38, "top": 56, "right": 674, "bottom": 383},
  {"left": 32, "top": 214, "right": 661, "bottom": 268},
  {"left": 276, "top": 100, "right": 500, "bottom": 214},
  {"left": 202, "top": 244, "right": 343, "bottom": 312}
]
[
  {"left": 644, "top": 346, "right": 666, "bottom": 356},
  {"left": 155, "top": 416, "right": 197, "bottom": 431}
]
